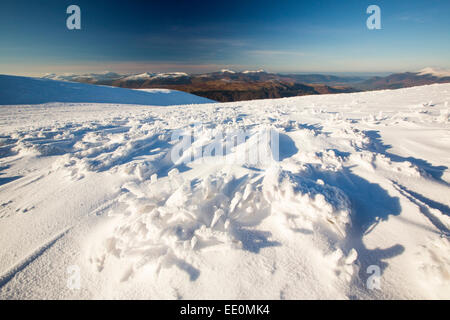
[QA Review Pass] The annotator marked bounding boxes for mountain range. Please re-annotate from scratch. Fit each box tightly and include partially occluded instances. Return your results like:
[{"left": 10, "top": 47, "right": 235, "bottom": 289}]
[{"left": 42, "top": 68, "right": 450, "bottom": 102}]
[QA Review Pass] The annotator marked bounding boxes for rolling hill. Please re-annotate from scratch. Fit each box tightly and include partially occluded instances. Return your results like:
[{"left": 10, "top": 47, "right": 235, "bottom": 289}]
[{"left": 0, "top": 74, "right": 214, "bottom": 106}]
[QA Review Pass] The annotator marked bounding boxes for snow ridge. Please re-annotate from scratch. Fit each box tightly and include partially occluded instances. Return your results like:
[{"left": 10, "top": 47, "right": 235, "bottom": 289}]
[{"left": 0, "top": 74, "right": 213, "bottom": 105}]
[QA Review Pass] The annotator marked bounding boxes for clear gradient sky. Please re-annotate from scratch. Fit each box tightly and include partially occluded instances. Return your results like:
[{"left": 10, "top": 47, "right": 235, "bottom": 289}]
[{"left": 1, "top": 0, "right": 449, "bottom": 76}]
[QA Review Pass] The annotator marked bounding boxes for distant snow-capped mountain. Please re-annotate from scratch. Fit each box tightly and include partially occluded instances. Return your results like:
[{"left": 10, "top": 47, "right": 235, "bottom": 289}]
[
  {"left": 42, "top": 71, "right": 124, "bottom": 82},
  {"left": 242, "top": 69, "right": 266, "bottom": 74},
  {"left": 37, "top": 67, "right": 450, "bottom": 102},
  {"left": 38, "top": 70, "right": 360, "bottom": 102},
  {"left": 123, "top": 72, "right": 189, "bottom": 81},
  {"left": 122, "top": 72, "right": 156, "bottom": 81},
  {"left": 356, "top": 67, "right": 450, "bottom": 90},
  {"left": 43, "top": 71, "right": 192, "bottom": 83},
  {"left": 417, "top": 67, "right": 450, "bottom": 78}
]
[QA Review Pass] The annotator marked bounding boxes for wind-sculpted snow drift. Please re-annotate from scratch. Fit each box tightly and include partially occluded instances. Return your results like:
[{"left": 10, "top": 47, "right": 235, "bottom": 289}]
[{"left": 0, "top": 83, "right": 449, "bottom": 299}]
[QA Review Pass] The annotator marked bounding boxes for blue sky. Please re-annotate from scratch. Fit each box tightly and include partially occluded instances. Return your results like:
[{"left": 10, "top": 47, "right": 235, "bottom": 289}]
[{"left": 1, "top": 0, "right": 449, "bottom": 75}]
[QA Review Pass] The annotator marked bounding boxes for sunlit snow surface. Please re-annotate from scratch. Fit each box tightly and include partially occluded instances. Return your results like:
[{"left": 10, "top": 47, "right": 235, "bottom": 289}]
[
  {"left": 0, "top": 82, "right": 449, "bottom": 299},
  {"left": 0, "top": 74, "right": 213, "bottom": 106}
]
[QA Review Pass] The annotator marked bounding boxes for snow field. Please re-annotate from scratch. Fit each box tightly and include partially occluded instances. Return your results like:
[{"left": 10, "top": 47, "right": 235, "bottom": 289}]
[{"left": 0, "top": 83, "right": 449, "bottom": 299}]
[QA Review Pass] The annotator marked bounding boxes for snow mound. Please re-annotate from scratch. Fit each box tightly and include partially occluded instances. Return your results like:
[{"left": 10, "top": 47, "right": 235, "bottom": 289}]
[
  {"left": 82, "top": 119, "right": 358, "bottom": 289},
  {"left": 91, "top": 164, "right": 354, "bottom": 283},
  {"left": 0, "top": 74, "right": 213, "bottom": 106}
]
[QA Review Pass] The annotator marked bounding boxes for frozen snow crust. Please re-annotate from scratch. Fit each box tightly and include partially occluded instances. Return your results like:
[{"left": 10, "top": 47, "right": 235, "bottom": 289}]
[{"left": 0, "top": 82, "right": 449, "bottom": 299}]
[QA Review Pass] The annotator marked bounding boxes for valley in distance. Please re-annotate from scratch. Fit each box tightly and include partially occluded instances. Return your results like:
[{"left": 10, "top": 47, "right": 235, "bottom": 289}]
[{"left": 42, "top": 67, "right": 450, "bottom": 102}]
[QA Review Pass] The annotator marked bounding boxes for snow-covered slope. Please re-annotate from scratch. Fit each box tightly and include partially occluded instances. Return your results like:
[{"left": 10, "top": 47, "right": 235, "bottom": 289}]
[
  {"left": 0, "top": 84, "right": 449, "bottom": 299},
  {"left": 0, "top": 74, "right": 213, "bottom": 106}
]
